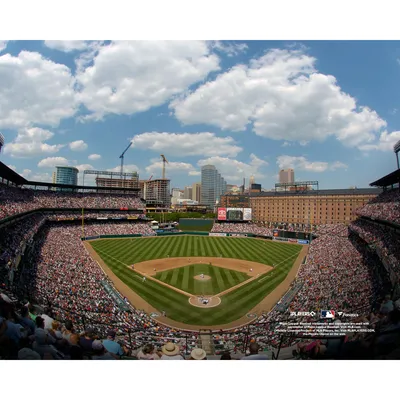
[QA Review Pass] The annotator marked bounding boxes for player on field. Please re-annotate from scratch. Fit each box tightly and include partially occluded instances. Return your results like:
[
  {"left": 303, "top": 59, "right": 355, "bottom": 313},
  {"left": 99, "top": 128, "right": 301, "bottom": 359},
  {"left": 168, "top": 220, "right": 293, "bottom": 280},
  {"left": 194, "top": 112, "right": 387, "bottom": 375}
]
[{"left": 143, "top": 276, "right": 146, "bottom": 282}]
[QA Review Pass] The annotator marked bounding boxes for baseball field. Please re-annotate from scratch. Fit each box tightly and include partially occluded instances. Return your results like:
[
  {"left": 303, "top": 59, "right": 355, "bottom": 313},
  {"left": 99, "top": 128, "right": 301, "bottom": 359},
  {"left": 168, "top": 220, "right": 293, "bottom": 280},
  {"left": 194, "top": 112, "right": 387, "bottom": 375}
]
[{"left": 87, "top": 236, "right": 305, "bottom": 329}]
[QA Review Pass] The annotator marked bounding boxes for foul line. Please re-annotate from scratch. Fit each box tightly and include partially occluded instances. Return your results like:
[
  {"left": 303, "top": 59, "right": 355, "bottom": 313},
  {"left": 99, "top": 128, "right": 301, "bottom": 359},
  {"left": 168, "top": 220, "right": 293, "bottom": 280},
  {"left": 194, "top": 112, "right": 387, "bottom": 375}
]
[{"left": 258, "top": 250, "right": 302, "bottom": 283}]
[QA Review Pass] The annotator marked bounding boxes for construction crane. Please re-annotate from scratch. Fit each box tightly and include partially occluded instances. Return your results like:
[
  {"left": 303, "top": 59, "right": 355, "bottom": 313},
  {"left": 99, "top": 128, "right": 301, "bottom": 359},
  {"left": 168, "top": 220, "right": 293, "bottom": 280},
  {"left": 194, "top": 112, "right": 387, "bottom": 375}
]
[
  {"left": 160, "top": 154, "right": 168, "bottom": 179},
  {"left": 147, "top": 175, "right": 153, "bottom": 181},
  {"left": 119, "top": 142, "right": 132, "bottom": 178}
]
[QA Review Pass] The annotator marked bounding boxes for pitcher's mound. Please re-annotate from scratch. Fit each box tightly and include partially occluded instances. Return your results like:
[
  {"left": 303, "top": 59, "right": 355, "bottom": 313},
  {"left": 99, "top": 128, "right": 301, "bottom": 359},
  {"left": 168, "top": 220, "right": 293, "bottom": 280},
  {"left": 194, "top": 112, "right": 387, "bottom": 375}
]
[{"left": 194, "top": 274, "right": 211, "bottom": 281}]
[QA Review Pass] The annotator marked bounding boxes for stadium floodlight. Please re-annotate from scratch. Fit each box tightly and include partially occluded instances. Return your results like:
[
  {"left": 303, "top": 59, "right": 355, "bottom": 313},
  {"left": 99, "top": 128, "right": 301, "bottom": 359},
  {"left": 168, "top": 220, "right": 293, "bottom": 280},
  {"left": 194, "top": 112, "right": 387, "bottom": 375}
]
[
  {"left": 394, "top": 139, "right": 400, "bottom": 169},
  {"left": 0, "top": 133, "right": 4, "bottom": 153},
  {"left": 394, "top": 139, "right": 400, "bottom": 154}
]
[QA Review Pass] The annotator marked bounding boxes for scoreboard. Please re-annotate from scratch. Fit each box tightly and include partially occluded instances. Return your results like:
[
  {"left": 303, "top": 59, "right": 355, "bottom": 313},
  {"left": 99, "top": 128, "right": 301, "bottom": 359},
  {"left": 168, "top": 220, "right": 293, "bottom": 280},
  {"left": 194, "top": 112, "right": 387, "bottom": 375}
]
[{"left": 217, "top": 207, "right": 252, "bottom": 221}]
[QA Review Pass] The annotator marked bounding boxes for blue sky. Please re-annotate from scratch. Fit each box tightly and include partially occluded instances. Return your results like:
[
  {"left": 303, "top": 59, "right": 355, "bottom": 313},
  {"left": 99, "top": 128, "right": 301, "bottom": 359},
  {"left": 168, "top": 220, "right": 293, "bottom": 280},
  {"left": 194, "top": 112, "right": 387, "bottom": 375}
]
[{"left": 0, "top": 40, "right": 399, "bottom": 190}]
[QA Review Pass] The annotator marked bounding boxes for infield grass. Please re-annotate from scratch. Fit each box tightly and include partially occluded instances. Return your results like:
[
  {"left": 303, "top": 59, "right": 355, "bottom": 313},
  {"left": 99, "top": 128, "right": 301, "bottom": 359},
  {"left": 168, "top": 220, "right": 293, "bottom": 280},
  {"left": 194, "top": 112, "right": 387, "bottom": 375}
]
[
  {"left": 154, "top": 263, "right": 250, "bottom": 295},
  {"left": 90, "top": 236, "right": 302, "bottom": 326}
]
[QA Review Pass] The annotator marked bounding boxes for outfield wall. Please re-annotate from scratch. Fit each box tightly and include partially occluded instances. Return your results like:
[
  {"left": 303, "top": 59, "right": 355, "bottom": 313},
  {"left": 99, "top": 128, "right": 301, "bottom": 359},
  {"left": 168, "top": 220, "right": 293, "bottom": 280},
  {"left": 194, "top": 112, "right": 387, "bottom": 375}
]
[{"left": 81, "top": 231, "right": 309, "bottom": 244}]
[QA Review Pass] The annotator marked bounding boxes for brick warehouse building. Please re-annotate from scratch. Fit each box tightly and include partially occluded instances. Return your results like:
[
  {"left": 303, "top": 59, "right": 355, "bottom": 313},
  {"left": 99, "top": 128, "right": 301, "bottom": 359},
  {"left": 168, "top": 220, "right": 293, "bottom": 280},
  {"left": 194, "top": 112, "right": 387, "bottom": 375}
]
[
  {"left": 251, "top": 188, "right": 381, "bottom": 225},
  {"left": 222, "top": 188, "right": 382, "bottom": 225}
]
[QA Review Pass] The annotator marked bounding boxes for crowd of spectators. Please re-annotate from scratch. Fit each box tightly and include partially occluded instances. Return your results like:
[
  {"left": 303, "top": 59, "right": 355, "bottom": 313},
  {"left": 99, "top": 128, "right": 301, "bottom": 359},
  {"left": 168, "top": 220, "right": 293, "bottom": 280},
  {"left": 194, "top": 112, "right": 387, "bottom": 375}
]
[
  {"left": 349, "top": 219, "right": 400, "bottom": 277},
  {"left": 1, "top": 195, "right": 400, "bottom": 359},
  {"left": 355, "top": 188, "right": 400, "bottom": 225},
  {"left": 211, "top": 223, "right": 396, "bottom": 357},
  {"left": 0, "top": 220, "right": 199, "bottom": 359},
  {"left": 47, "top": 212, "right": 146, "bottom": 220},
  {"left": 0, "top": 183, "right": 145, "bottom": 220},
  {"left": 211, "top": 223, "right": 273, "bottom": 236},
  {"left": 81, "top": 222, "right": 154, "bottom": 236}
]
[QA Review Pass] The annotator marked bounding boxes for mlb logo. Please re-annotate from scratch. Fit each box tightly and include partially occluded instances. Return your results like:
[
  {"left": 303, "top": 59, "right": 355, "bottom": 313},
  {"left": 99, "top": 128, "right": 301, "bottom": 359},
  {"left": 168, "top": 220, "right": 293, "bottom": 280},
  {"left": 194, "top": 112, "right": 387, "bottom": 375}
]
[{"left": 321, "top": 310, "right": 335, "bottom": 319}]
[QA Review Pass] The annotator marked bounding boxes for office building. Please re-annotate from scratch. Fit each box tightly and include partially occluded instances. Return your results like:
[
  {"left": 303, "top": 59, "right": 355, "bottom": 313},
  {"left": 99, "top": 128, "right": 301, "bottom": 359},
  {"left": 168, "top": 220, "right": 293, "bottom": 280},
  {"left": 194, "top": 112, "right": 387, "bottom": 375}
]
[
  {"left": 192, "top": 182, "right": 201, "bottom": 202},
  {"left": 200, "top": 165, "right": 227, "bottom": 208},
  {"left": 184, "top": 186, "right": 193, "bottom": 200},
  {"left": 279, "top": 169, "right": 295, "bottom": 184},
  {"left": 55, "top": 166, "right": 78, "bottom": 190}
]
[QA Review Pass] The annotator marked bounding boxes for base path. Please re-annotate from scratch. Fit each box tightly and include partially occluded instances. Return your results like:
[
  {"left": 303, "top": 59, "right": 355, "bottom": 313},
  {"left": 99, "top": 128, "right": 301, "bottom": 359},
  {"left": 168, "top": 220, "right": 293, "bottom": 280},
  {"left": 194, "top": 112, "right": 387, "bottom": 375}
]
[
  {"left": 135, "top": 257, "right": 269, "bottom": 277},
  {"left": 84, "top": 241, "right": 308, "bottom": 331}
]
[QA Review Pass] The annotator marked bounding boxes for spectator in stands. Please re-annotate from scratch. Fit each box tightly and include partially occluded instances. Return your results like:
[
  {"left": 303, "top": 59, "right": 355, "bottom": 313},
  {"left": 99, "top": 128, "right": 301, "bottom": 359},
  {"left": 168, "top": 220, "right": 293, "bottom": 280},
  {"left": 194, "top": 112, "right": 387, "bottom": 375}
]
[
  {"left": 91, "top": 340, "right": 117, "bottom": 360},
  {"left": 19, "top": 306, "right": 36, "bottom": 335},
  {"left": 137, "top": 343, "right": 161, "bottom": 360},
  {"left": 160, "top": 342, "right": 185, "bottom": 360},
  {"left": 33, "top": 316, "right": 62, "bottom": 359},
  {"left": 79, "top": 327, "right": 96, "bottom": 353},
  {"left": 380, "top": 295, "right": 394, "bottom": 315},
  {"left": 220, "top": 351, "right": 232, "bottom": 360},
  {"left": 18, "top": 347, "right": 41, "bottom": 360},
  {"left": 103, "top": 330, "right": 125, "bottom": 357},
  {"left": 62, "top": 320, "right": 75, "bottom": 344},
  {"left": 241, "top": 342, "right": 269, "bottom": 360},
  {"left": 189, "top": 348, "right": 207, "bottom": 360}
]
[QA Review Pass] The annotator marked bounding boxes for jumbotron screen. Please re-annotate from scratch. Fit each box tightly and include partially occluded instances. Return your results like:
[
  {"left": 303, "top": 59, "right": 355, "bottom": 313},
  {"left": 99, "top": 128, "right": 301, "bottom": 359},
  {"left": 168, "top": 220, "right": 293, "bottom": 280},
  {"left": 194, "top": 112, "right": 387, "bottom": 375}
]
[{"left": 217, "top": 207, "right": 252, "bottom": 221}]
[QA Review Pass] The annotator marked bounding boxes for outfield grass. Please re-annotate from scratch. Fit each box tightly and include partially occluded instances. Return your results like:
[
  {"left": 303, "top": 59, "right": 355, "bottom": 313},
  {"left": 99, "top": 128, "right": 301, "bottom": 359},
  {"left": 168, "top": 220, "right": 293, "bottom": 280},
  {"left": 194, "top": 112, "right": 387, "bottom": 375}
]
[
  {"left": 90, "top": 236, "right": 302, "bottom": 326},
  {"left": 154, "top": 263, "right": 250, "bottom": 295}
]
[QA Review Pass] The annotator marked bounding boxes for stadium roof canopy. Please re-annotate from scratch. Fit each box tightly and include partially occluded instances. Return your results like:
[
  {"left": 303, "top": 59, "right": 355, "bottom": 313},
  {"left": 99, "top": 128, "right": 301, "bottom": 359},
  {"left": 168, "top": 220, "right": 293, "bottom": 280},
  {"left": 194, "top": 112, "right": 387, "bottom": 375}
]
[
  {"left": 370, "top": 169, "right": 400, "bottom": 188},
  {"left": 0, "top": 161, "right": 28, "bottom": 185},
  {"left": 0, "top": 161, "right": 139, "bottom": 192}
]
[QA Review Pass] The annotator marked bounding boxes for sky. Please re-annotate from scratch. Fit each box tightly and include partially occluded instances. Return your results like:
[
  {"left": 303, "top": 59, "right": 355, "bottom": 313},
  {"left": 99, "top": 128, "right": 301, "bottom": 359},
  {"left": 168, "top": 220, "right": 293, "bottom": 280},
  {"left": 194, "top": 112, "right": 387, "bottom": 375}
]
[{"left": 1, "top": 40, "right": 400, "bottom": 190}]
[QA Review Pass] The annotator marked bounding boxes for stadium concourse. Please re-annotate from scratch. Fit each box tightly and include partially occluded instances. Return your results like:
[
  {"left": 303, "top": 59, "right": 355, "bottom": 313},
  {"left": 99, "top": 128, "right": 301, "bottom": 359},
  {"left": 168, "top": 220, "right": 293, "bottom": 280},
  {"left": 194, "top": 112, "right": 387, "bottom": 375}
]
[{"left": 1, "top": 182, "right": 400, "bottom": 360}]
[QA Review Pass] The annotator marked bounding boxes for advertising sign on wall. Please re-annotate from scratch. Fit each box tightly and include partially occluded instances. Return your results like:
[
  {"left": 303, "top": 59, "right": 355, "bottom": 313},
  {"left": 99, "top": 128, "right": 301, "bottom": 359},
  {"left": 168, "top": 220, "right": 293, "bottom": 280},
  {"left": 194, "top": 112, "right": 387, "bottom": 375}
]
[
  {"left": 209, "top": 232, "right": 227, "bottom": 237},
  {"left": 298, "top": 239, "right": 309, "bottom": 245},
  {"left": 217, "top": 207, "right": 227, "bottom": 221}
]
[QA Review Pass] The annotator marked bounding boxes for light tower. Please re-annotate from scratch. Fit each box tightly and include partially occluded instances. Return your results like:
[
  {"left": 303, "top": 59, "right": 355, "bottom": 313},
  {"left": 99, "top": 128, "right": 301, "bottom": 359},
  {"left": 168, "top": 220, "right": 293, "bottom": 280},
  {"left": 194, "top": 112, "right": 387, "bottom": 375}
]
[{"left": 0, "top": 133, "right": 4, "bottom": 153}]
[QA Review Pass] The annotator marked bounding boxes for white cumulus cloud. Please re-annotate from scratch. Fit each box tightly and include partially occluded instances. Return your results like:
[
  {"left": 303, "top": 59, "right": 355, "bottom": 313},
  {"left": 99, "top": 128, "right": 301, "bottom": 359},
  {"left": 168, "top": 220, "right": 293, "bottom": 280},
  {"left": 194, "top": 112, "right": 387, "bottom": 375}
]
[
  {"left": 0, "top": 51, "right": 77, "bottom": 128},
  {"left": 131, "top": 132, "right": 241, "bottom": 157},
  {"left": 145, "top": 160, "right": 196, "bottom": 177},
  {"left": 44, "top": 40, "right": 89, "bottom": 52},
  {"left": 69, "top": 140, "right": 88, "bottom": 151},
  {"left": 358, "top": 131, "right": 400, "bottom": 152},
  {"left": 276, "top": 155, "right": 347, "bottom": 173},
  {"left": 198, "top": 154, "right": 268, "bottom": 182},
  {"left": 38, "top": 157, "right": 69, "bottom": 168},
  {"left": 75, "top": 40, "right": 220, "bottom": 121},
  {"left": 0, "top": 41, "right": 8, "bottom": 53},
  {"left": 107, "top": 164, "right": 140, "bottom": 174},
  {"left": 171, "top": 48, "right": 388, "bottom": 150},
  {"left": 88, "top": 154, "right": 101, "bottom": 160},
  {"left": 4, "top": 127, "right": 64, "bottom": 158}
]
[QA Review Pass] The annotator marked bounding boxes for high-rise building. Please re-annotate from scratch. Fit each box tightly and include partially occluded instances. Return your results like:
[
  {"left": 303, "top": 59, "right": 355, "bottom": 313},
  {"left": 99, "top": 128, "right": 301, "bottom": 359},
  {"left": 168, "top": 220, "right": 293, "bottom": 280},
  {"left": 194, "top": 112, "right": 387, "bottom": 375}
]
[
  {"left": 192, "top": 182, "right": 201, "bottom": 202},
  {"left": 144, "top": 179, "right": 171, "bottom": 207},
  {"left": 279, "top": 168, "right": 295, "bottom": 184},
  {"left": 200, "top": 165, "right": 227, "bottom": 208},
  {"left": 55, "top": 166, "right": 78, "bottom": 190},
  {"left": 184, "top": 186, "right": 193, "bottom": 200}
]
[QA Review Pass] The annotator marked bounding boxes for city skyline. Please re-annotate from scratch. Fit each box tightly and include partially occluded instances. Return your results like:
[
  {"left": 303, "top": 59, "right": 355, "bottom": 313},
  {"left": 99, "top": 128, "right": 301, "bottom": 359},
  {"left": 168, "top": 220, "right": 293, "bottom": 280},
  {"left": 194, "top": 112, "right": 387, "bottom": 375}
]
[{"left": 1, "top": 41, "right": 400, "bottom": 191}]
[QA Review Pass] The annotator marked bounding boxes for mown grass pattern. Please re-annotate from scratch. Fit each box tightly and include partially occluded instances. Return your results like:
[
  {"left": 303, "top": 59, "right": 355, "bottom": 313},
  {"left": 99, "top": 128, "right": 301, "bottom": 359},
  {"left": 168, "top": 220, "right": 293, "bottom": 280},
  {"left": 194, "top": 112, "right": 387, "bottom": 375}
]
[
  {"left": 154, "top": 263, "right": 250, "bottom": 295},
  {"left": 90, "top": 236, "right": 301, "bottom": 326}
]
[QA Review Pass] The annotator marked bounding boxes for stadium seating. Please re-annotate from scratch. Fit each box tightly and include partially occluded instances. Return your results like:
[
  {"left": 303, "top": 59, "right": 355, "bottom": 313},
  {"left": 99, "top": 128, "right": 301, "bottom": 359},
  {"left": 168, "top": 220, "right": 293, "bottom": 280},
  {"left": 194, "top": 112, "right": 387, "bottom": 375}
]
[
  {"left": 355, "top": 188, "right": 400, "bottom": 225},
  {"left": 0, "top": 183, "right": 145, "bottom": 220}
]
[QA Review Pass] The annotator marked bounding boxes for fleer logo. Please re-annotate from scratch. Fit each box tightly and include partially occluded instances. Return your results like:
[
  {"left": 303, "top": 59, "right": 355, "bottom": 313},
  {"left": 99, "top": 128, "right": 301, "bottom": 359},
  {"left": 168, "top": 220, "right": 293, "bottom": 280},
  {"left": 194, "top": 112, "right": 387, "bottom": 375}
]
[{"left": 290, "top": 311, "right": 316, "bottom": 317}]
